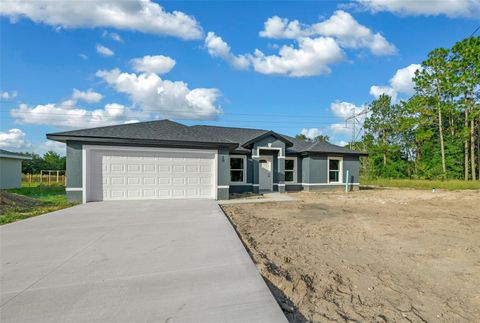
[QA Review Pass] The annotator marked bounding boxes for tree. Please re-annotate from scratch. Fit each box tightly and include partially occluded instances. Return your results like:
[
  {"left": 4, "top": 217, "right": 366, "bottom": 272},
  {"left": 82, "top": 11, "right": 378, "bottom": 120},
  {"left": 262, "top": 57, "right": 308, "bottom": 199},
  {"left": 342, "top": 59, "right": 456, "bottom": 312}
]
[
  {"left": 414, "top": 48, "right": 452, "bottom": 179},
  {"left": 43, "top": 151, "right": 66, "bottom": 170},
  {"left": 294, "top": 134, "right": 330, "bottom": 142},
  {"left": 295, "top": 134, "right": 309, "bottom": 141}
]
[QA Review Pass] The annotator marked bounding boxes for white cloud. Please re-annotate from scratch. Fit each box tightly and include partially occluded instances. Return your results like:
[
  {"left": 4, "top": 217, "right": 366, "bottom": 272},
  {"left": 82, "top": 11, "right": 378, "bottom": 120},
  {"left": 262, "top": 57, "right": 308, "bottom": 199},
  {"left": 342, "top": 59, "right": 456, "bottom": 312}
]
[
  {"left": 0, "top": 0, "right": 203, "bottom": 40},
  {"left": 103, "top": 31, "right": 122, "bottom": 42},
  {"left": 330, "top": 101, "right": 364, "bottom": 119},
  {"left": 10, "top": 101, "right": 140, "bottom": 129},
  {"left": 36, "top": 140, "right": 66, "bottom": 156},
  {"left": 79, "top": 53, "right": 88, "bottom": 60},
  {"left": 1, "top": 90, "right": 18, "bottom": 100},
  {"left": 355, "top": 0, "right": 480, "bottom": 18},
  {"left": 0, "top": 128, "right": 29, "bottom": 148},
  {"left": 259, "top": 16, "right": 304, "bottom": 39},
  {"left": 131, "top": 55, "right": 176, "bottom": 74},
  {"left": 370, "top": 63, "right": 421, "bottom": 102},
  {"left": 390, "top": 64, "right": 421, "bottom": 95},
  {"left": 259, "top": 10, "right": 396, "bottom": 55},
  {"left": 301, "top": 128, "right": 321, "bottom": 140},
  {"left": 250, "top": 36, "right": 345, "bottom": 77},
  {"left": 205, "top": 32, "right": 250, "bottom": 70},
  {"left": 329, "top": 123, "right": 351, "bottom": 135},
  {"left": 334, "top": 140, "right": 349, "bottom": 147},
  {"left": 96, "top": 68, "right": 222, "bottom": 119},
  {"left": 369, "top": 85, "right": 398, "bottom": 102},
  {"left": 72, "top": 88, "right": 103, "bottom": 103},
  {"left": 96, "top": 44, "right": 114, "bottom": 57}
]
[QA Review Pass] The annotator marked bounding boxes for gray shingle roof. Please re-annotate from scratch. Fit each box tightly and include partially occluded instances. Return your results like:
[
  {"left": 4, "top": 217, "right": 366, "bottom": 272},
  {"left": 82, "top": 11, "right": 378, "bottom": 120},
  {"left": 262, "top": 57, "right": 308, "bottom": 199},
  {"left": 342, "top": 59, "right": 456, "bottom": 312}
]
[
  {"left": 47, "top": 119, "right": 366, "bottom": 155},
  {"left": 0, "top": 149, "right": 32, "bottom": 160}
]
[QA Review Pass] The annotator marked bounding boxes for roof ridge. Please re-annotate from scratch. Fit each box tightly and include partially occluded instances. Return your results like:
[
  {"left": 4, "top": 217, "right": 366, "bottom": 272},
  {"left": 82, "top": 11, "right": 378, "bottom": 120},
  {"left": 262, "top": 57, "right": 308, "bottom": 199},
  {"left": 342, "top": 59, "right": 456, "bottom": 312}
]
[{"left": 192, "top": 124, "right": 269, "bottom": 132}]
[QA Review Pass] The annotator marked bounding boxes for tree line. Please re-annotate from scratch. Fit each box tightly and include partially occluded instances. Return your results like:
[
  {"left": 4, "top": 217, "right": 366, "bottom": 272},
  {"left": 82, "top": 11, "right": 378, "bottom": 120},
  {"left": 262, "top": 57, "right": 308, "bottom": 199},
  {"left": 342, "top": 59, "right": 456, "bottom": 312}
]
[
  {"left": 21, "top": 151, "right": 66, "bottom": 174},
  {"left": 357, "top": 36, "right": 479, "bottom": 180}
]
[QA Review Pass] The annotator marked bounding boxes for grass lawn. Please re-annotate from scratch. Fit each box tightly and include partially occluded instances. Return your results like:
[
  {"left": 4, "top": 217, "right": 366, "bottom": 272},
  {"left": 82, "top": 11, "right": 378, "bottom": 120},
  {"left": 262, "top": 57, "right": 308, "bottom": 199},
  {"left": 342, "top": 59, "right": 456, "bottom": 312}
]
[
  {"left": 0, "top": 186, "right": 77, "bottom": 225},
  {"left": 361, "top": 178, "right": 480, "bottom": 190}
]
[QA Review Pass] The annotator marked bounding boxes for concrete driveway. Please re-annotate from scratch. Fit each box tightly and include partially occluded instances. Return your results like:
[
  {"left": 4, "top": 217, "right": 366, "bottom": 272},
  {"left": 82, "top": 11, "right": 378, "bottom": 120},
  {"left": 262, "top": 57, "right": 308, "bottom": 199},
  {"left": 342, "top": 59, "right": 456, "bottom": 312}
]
[{"left": 0, "top": 200, "right": 286, "bottom": 323}]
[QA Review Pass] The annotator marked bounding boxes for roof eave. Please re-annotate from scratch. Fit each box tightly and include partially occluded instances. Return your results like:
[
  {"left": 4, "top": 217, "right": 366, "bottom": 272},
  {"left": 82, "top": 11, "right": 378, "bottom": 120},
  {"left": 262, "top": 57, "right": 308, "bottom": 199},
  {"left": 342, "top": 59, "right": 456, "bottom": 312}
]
[{"left": 46, "top": 134, "right": 238, "bottom": 149}]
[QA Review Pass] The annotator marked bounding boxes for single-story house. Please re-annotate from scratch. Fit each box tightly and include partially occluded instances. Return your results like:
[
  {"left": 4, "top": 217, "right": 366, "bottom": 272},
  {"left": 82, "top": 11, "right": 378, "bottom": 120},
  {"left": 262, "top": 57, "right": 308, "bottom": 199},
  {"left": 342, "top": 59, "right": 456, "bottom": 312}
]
[
  {"left": 0, "top": 149, "right": 31, "bottom": 189},
  {"left": 47, "top": 120, "right": 367, "bottom": 203}
]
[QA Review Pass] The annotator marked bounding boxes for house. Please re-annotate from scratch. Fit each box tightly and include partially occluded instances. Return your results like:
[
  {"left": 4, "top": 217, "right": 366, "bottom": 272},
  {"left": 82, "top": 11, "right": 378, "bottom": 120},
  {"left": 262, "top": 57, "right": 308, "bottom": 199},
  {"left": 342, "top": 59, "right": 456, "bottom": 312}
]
[
  {"left": 47, "top": 120, "right": 367, "bottom": 203},
  {"left": 0, "top": 149, "right": 31, "bottom": 189}
]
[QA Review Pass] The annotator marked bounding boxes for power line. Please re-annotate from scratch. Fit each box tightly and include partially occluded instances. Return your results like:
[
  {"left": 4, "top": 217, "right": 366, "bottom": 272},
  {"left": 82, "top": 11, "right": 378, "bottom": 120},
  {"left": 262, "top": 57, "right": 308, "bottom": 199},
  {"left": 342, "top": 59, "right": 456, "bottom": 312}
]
[{"left": 470, "top": 24, "right": 480, "bottom": 37}]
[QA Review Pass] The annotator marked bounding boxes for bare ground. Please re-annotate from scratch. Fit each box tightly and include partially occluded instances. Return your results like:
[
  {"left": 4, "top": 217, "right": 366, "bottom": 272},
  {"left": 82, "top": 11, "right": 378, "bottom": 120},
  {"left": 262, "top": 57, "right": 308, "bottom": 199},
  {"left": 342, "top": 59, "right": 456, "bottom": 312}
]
[{"left": 221, "top": 188, "right": 480, "bottom": 322}]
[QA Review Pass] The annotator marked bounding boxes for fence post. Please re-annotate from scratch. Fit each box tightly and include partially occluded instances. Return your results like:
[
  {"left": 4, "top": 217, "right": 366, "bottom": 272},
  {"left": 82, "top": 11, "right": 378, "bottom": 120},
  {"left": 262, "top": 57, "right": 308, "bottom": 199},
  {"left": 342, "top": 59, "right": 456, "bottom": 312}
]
[
  {"left": 48, "top": 171, "right": 51, "bottom": 185},
  {"left": 56, "top": 171, "right": 59, "bottom": 183},
  {"left": 29, "top": 174, "right": 32, "bottom": 187},
  {"left": 40, "top": 170, "right": 43, "bottom": 184}
]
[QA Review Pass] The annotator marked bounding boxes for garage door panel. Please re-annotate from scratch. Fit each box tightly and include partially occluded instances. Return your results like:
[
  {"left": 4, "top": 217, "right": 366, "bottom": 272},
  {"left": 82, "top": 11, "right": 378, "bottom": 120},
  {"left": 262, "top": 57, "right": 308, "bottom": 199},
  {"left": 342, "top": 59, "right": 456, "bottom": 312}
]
[{"left": 89, "top": 149, "right": 215, "bottom": 201}]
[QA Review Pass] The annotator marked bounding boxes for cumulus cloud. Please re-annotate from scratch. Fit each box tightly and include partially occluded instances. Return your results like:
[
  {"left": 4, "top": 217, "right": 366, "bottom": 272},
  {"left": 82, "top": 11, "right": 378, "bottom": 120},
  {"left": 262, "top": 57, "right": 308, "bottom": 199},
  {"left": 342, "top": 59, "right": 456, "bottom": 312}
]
[
  {"left": 370, "top": 64, "right": 421, "bottom": 102},
  {"left": 96, "top": 44, "right": 114, "bottom": 57},
  {"left": 250, "top": 36, "right": 345, "bottom": 77},
  {"left": 354, "top": 0, "right": 480, "bottom": 18},
  {"left": 0, "top": 0, "right": 203, "bottom": 40},
  {"left": 0, "top": 128, "right": 29, "bottom": 149},
  {"left": 72, "top": 88, "right": 103, "bottom": 103},
  {"left": 259, "top": 10, "right": 396, "bottom": 55},
  {"left": 329, "top": 123, "right": 351, "bottom": 135},
  {"left": 301, "top": 128, "right": 322, "bottom": 140},
  {"left": 390, "top": 64, "right": 421, "bottom": 95},
  {"left": 96, "top": 68, "right": 222, "bottom": 119},
  {"left": 204, "top": 32, "right": 250, "bottom": 70},
  {"left": 369, "top": 85, "right": 398, "bottom": 102},
  {"left": 36, "top": 140, "right": 66, "bottom": 156},
  {"left": 10, "top": 101, "right": 140, "bottom": 129},
  {"left": 330, "top": 101, "right": 364, "bottom": 119},
  {"left": 131, "top": 55, "right": 176, "bottom": 74},
  {"left": 1, "top": 90, "right": 18, "bottom": 100}
]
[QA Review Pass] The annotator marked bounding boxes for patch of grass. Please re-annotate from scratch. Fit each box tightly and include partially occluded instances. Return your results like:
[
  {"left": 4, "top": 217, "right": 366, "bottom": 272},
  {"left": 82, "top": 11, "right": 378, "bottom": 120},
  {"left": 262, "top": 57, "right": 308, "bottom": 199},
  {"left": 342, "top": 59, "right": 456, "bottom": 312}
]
[
  {"left": 1, "top": 186, "right": 77, "bottom": 225},
  {"left": 361, "top": 178, "right": 480, "bottom": 190}
]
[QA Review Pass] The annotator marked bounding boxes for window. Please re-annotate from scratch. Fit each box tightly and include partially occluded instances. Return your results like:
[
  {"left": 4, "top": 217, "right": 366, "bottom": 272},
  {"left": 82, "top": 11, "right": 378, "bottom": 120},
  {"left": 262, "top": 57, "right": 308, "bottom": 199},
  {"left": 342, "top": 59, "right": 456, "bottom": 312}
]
[
  {"left": 230, "top": 156, "right": 245, "bottom": 183},
  {"left": 285, "top": 157, "right": 296, "bottom": 183},
  {"left": 328, "top": 157, "right": 343, "bottom": 183}
]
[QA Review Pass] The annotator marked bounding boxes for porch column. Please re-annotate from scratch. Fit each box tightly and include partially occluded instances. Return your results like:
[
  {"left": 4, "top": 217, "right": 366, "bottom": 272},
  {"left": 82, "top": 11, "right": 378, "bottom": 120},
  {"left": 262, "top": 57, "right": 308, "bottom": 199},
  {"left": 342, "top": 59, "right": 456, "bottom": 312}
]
[
  {"left": 217, "top": 148, "right": 230, "bottom": 200},
  {"left": 278, "top": 156, "right": 285, "bottom": 193},
  {"left": 252, "top": 156, "right": 260, "bottom": 193}
]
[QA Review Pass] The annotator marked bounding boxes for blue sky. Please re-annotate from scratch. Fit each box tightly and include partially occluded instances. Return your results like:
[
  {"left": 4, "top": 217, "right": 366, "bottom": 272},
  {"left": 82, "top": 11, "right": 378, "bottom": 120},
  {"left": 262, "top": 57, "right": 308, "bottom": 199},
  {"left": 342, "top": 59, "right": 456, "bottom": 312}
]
[{"left": 1, "top": 1, "right": 479, "bottom": 155}]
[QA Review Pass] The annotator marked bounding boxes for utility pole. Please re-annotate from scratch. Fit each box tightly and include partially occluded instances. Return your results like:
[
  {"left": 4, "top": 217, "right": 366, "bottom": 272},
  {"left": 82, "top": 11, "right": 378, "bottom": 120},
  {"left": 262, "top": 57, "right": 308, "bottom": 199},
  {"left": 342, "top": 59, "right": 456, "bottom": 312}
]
[{"left": 345, "top": 105, "right": 369, "bottom": 149}]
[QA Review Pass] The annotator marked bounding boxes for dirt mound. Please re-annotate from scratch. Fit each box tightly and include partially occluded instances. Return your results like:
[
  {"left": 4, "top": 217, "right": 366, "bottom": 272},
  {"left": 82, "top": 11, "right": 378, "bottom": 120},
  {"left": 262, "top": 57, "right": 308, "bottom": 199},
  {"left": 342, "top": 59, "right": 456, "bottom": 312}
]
[{"left": 0, "top": 191, "right": 42, "bottom": 215}]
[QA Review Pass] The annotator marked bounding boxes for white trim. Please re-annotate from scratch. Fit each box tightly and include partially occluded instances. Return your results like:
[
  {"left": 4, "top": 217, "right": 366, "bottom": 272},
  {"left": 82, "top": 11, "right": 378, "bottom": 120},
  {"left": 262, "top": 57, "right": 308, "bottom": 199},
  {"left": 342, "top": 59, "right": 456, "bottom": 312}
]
[
  {"left": 252, "top": 184, "right": 260, "bottom": 187},
  {"left": 277, "top": 183, "right": 286, "bottom": 187},
  {"left": 66, "top": 187, "right": 83, "bottom": 192},
  {"left": 327, "top": 156, "right": 343, "bottom": 184},
  {"left": 229, "top": 155, "right": 247, "bottom": 185},
  {"left": 256, "top": 146, "right": 283, "bottom": 157},
  {"left": 284, "top": 156, "right": 298, "bottom": 184},
  {"left": 218, "top": 185, "right": 230, "bottom": 189},
  {"left": 82, "top": 145, "right": 218, "bottom": 203},
  {"left": 277, "top": 156, "right": 285, "bottom": 159},
  {"left": 82, "top": 147, "right": 86, "bottom": 204}
]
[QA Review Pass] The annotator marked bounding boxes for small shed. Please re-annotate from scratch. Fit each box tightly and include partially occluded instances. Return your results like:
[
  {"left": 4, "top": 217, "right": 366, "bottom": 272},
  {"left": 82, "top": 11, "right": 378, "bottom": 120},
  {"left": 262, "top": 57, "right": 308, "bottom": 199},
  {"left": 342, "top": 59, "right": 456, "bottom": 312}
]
[{"left": 0, "top": 149, "right": 31, "bottom": 189}]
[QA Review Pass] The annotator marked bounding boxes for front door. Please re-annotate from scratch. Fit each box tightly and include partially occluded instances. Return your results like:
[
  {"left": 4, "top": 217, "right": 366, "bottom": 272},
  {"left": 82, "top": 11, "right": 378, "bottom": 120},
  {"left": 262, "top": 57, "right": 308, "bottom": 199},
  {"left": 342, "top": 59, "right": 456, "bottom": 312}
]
[{"left": 259, "top": 157, "right": 273, "bottom": 191}]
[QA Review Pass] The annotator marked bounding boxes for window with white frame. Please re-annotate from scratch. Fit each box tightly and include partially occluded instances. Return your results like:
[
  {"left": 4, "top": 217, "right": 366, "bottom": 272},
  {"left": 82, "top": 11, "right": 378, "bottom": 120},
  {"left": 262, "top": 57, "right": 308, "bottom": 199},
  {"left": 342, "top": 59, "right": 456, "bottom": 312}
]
[
  {"left": 328, "top": 157, "right": 343, "bottom": 183},
  {"left": 285, "top": 157, "right": 296, "bottom": 182},
  {"left": 230, "top": 156, "right": 246, "bottom": 183}
]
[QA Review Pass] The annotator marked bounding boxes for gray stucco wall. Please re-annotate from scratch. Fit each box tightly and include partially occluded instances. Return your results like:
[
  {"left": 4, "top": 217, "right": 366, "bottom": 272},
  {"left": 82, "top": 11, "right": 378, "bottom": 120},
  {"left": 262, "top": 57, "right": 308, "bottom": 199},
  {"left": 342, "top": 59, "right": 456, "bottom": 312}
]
[
  {"left": 217, "top": 148, "right": 230, "bottom": 200},
  {"left": 302, "top": 154, "right": 360, "bottom": 191},
  {"left": 0, "top": 157, "right": 23, "bottom": 189},
  {"left": 66, "top": 141, "right": 83, "bottom": 202}
]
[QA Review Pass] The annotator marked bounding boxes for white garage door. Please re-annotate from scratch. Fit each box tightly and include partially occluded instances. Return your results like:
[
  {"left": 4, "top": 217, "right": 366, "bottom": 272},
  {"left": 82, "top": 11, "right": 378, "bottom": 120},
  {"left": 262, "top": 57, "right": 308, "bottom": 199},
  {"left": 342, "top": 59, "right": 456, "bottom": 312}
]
[{"left": 87, "top": 148, "right": 216, "bottom": 201}]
